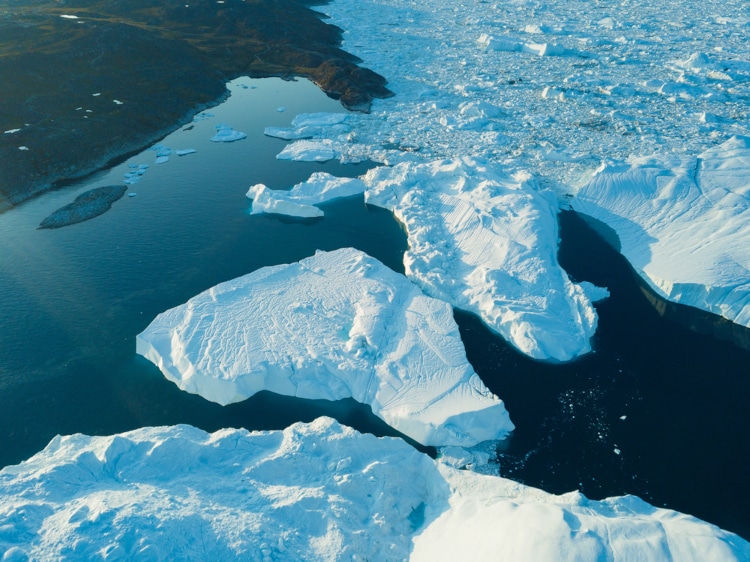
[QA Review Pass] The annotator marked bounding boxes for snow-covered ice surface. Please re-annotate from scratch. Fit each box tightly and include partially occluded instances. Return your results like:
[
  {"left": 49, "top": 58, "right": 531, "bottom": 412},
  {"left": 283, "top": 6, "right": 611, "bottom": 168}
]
[
  {"left": 572, "top": 135, "right": 750, "bottom": 328},
  {"left": 363, "top": 157, "right": 604, "bottom": 362},
  {"left": 1, "top": 419, "right": 748, "bottom": 561},
  {"left": 247, "top": 172, "right": 366, "bottom": 218},
  {"left": 136, "top": 248, "right": 513, "bottom": 447},
  {"left": 272, "top": 0, "right": 750, "bottom": 338}
]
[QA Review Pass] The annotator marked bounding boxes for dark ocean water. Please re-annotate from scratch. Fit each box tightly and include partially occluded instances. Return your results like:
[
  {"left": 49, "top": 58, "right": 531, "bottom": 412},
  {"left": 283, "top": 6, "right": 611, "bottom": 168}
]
[{"left": 0, "top": 77, "right": 747, "bottom": 539}]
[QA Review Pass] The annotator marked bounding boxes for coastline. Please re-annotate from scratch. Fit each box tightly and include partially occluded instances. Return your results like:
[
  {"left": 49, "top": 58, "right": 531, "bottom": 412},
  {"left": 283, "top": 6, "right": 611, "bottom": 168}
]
[{"left": 0, "top": 0, "right": 391, "bottom": 211}]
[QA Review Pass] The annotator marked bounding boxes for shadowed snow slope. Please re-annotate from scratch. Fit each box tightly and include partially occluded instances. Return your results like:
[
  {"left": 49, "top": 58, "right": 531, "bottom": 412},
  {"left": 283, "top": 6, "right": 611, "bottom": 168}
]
[
  {"left": 136, "top": 248, "right": 513, "bottom": 447},
  {"left": 363, "top": 157, "right": 604, "bottom": 362},
  {"left": 1, "top": 419, "right": 748, "bottom": 561},
  {"left": 573, "top": 136, "right": 750, "bottom": 327}
]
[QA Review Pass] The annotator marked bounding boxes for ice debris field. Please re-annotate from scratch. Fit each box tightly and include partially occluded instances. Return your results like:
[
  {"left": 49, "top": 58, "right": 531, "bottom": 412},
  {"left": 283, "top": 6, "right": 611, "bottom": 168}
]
[{"left": 5, "top": 0, "right": 750, "bottom": 557}]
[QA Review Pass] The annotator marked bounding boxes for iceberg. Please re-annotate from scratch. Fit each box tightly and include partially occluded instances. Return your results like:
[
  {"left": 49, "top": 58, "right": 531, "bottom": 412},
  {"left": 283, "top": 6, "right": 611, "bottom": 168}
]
[
  {"left": 210, "top": 124, "right": 247, "bottom": 142},
  {"left": 1, "top": 419, "right": 747, "bottom": 561},
  {"left": 276, "top": 139, "right": 338, "bottom": 162},
  {"left": 363, "top": 158, "right": 605, "bottom": 362},
  {"left": 136, "top": 248, "right": 513, "bottom": 447},
  {"left": 572, "top": 136, "right": 750, "bottom": 328},
  {"left": 247, "top": 172, "right": 366, "bottom": 217}
]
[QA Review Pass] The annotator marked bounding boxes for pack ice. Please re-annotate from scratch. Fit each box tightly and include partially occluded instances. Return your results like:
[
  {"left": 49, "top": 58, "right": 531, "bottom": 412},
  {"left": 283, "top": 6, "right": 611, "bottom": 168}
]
[
  {"left": 1, "top": 419, "right": 747, "bottom": 561},
  {"left": 573, "top": 136, "right": 750, "bottom": 328},
  {"left": 136, "top": 248, "right": 513, "bottom": 447}
]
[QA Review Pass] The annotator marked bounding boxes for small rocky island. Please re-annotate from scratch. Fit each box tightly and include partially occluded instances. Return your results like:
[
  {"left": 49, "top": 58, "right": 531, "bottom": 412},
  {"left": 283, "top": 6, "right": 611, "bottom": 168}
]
[
  {"left": 0, "top": 0, "right": 392, "bottom": 211},
  {"left": 38, "top": 185, "right": 127, "bottom": 229}
]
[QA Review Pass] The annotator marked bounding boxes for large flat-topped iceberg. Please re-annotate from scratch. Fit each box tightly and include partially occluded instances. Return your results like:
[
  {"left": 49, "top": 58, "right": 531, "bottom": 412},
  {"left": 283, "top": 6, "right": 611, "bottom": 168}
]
[
  {"left": 572, "top": 136, "right": 750, "bottom": 328},
  {"left": 2, "top": 419, "right": 747, "bottom": 561},
  {"left": 136, "top": 248, "right": 513, "bottom": 447},
  {"left": 363, "top": 158, "right": 605, "bottom": 362}
]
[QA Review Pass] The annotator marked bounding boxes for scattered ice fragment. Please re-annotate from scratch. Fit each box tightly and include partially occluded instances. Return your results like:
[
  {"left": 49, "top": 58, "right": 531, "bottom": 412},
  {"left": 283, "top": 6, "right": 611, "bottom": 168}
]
[
  {"left": 276, "top": 106, "right": 286, "bottom": 112},
  {"left": 614, "top": 448, "right": 621, "bottom": 455},
  {"left": 210, "top": 124, "right": 247, "bottom": 142},
  {"left": 113, "top": 99, "right": 124, "bottom": 105},
  {"left": 4, "top": 128, "right": 21, "bottom": 134},
  {"left": 59, "top": 14, "right": 78, "bottom": 19},
  {"left": 620, "top": 415, "right": 627, "bottom": 420},
  {"left": 175, "top": 149, "right": 196, "bottom": 156},
  {"left": 92, "top": 93, "right": 101, "bottom": 97},
  {"left": 128, "top": 193, "right": 137, "bottom": 197},
  {"left": 155, "top": 156, "right": 169, "bottom": 164},
  {"left": 18, "top": 146, "right": 28, "bottom": 151}
]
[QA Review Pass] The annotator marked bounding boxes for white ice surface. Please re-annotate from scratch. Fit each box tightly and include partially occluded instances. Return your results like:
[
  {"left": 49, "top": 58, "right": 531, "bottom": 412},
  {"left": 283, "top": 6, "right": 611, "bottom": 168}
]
[
  {"left": 136, "top": 248, "right": 513, "bottom": 447},
  {"left": 572, "top": 136, "right": 750, "bottom": 327},
  {"left": 363, "top": 157, "right": 601, "bottom": 362},
  {"left": 210, "top": 124, "right": 247, "bottom": 142},
  {"left": 269, "top": 0, "right": 750, "bottom": 334},
  {"left": 247, "top": 172, "right": 366, "bottom": 217},
  {"left": 1, "top": 419, "right": 747, "bottom": 561}
]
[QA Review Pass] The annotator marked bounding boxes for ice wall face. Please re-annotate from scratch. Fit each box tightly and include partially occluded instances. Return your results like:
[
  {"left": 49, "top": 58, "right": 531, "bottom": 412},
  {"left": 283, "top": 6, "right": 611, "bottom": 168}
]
[
  {"left": 573, "top": 136, "right": 750, "bottom": 328},
  {"left": 2, "top": 419, "right": 748, "bottom": 561},
  {"left": 136, "top": 248, "right": 513, "bottom": 447},
  {"left": 363, "top": 157, "right": 604, "bottom": 362}
]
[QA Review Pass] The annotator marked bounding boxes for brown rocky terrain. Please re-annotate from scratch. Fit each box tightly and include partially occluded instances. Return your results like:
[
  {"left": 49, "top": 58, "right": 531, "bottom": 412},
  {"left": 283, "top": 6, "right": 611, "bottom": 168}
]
[{"left": 0, "top": 0, "right": 392, "bottom": 210}]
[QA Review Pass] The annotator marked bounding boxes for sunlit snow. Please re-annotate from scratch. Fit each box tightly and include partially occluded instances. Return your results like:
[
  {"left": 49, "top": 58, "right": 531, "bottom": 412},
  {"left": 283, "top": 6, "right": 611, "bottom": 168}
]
[{"left": 137, "top": 248, "right": 514, "bottom": 447}]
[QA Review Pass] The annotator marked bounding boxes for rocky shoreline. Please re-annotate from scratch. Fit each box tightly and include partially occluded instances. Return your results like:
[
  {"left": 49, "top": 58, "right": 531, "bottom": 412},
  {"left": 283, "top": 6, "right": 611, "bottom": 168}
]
[{"left": 0, "top": 0, "right": 392, "bottom": 211}]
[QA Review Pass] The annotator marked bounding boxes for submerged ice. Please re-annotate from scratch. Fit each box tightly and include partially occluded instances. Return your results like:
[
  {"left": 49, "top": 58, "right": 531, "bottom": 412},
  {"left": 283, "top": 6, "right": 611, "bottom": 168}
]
[
  {"left": 136, "top": 248, "right": 513, "bottom": 447},
  {"left": 1, "top": 419, "right": 747, "bottom": 561}
]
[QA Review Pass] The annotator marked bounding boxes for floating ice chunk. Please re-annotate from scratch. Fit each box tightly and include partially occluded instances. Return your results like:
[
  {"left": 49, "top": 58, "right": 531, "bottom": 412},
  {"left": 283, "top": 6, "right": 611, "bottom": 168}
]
[
  {"left": 113, "top": 99, "right": 124, "bottom": 105},
  {"left": 4, "top": 129, "right": 21, "bottom": 134},
  {"left": 276, "top": 139, "right": 338, "bottom": 162},
  {"left": 175, "top": 149, "right": 196, "bottom": 156},
  {"left": 247, "top": 172, "right": 366, "bottom": 217},
  {"left": 193, "top": 111, "right": 214, "bottom": 122},
  {"left": 291, "top": 112, "right": 349, "bottom": 128},
  {"left": 478, "top": 34, "right": 522, "bottom": 52},
  {"left": 247, "top": 185, "right": 323, "bottom": 218},
  {"left": 155, "top": 156, "right": 169, "bottom": 164},
  {"left": 92, "top": 92, "right": 101, "bottom": 97},
  {"left": 3, "top": 419, "right": 747, "bottom": 561},
  {"left": 18, "top": 146, "right": 28, "bottom": 151},
  {"left": 59, "top": 14, "right": 78, "bottom": 19},
  {"left": 276, "top": 106, "right": 286, "bottom": 112},
  {"left": 572, "top": 136, "right": 750, "bottom": 328},
  {"left": 363, "top": 158, "right": 602, "bottom": 362},
  {"left": 137, "top": 248, "right": 514, "bottom": 447},
  {"left": 210, "top": 124, "right": 247, "bottom": 142}
]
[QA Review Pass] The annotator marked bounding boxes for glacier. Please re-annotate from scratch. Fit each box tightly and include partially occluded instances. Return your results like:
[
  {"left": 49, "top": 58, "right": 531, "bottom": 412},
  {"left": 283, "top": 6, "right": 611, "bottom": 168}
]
[
  {"left": 136, "top": 248, "right": 513, "bottom": 447},
  {"left": 1, "top": 419, "right": 747, "bottom": 561},
  {"left": 572, "top": 136, "right": 750, "bottom": 328}
]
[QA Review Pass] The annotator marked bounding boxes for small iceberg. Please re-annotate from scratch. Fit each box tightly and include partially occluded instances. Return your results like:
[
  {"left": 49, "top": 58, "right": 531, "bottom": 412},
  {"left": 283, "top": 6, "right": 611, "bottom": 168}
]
[{"left": 210, "top": 124, "right": 247, "bottom": 142}]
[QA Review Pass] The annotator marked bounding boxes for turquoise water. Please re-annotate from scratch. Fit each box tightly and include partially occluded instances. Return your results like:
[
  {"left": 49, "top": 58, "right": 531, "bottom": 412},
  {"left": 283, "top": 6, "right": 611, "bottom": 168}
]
[{"left": 0, "top": 77, "right": 748, "bottom": 539}]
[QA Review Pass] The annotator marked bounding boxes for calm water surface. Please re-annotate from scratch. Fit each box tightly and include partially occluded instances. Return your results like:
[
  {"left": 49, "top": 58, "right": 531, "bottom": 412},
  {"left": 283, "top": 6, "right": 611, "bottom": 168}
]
[{"left": 0, "top": 77, "right": 748, "bottom": 539}]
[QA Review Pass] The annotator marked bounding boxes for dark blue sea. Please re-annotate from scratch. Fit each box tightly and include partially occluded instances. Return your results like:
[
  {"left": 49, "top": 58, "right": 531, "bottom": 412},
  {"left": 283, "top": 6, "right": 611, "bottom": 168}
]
[{"left": 0, "top": 77, "right": 747, "bottom": 539}]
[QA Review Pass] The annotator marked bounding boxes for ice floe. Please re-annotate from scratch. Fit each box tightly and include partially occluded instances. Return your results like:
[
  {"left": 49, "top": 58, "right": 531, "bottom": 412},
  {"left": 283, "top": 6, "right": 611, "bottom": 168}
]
[
  {"left": 572, "top": 135, "right": 750, "bottom": 328},
  {"left": 276, "top": 139, "right": 338, "bottom": 162},
  {"left": 136, "top": 248, "right": 514, "bottom": 447},
  {"left": 1, "top": 419, "right": 747, "bottom": 561},
  {"left": 362, "top": 157, "right": 604, "bottom": 362},
  {"left": 210, "top": 124, "right": 247, "bottom": 142},
  {"left": 247, "top": 172, "right": 366, "bottom": 217}
]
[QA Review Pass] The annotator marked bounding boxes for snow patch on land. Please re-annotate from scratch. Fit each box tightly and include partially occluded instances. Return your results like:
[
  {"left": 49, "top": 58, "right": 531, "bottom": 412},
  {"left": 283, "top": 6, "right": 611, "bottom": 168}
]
[
  {"left": 1, "top": 419, "right": 747, "bottom": 561},
  {"left": 572, "top": 135, "right": 750, "bottom": 328},
  {"left": 136, "top": 248, "right": 514, "bottom": 447}
]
